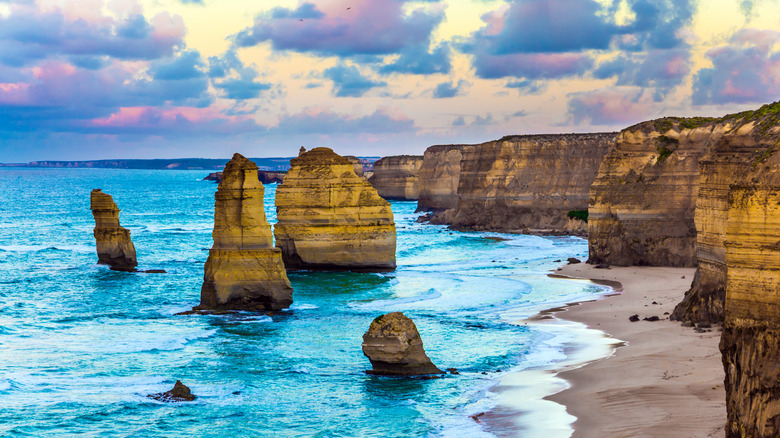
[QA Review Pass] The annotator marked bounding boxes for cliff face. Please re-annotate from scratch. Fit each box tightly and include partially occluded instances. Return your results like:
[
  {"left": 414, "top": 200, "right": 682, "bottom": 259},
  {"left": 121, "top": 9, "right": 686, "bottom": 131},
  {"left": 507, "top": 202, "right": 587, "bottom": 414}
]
[
  {"left": 196, "top": 153, "right": 292, "bottom": 311},
  {"left": 588, "top": 119, "right": 718, "bottom": 266},
  {"left": 416, "top": 145, "right": 474, "bottom": 213},
  {"left": 708, "top": 105, "right": 780, "bottom": 436},
  {"left": 368, "top": 155, "right": 423, "bottom": 200},
  {"left": 670, "top": 107, "right": 780, "bottom": 324},
  {"left": 90, "top": 189, "right": 138, "bottom": 271},
  {"left": 448, "top": 133, "right": 614, "bottom": 232},
  {"left": 274, "top": 147, "right": 396, "bottom": 271}
]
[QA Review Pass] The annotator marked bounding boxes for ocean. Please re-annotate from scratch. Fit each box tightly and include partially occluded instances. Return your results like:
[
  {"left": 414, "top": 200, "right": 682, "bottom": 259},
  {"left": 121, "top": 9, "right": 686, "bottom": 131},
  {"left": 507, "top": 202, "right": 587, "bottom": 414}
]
[{"left": 0, "top": 168, "right": 613, "bottom": 437}]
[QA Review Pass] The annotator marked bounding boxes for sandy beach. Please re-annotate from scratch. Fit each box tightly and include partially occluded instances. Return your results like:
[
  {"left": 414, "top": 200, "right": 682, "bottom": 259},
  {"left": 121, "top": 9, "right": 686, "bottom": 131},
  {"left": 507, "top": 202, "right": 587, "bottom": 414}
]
[{"left": 546, "top": 264, "right": 726, "bottom": 437}]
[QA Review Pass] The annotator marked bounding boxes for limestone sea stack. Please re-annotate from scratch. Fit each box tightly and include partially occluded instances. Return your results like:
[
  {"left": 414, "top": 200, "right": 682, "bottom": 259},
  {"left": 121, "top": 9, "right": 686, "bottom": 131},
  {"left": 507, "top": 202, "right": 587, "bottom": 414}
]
[
  {"left": 362, "top": 312, "right": 443, "bottom": 376},
  {"left": 196, "top": 153, "right": 292, "bottom": 311},
  {"left": 368, "top": 155, "right": 423, "bottom": 200},
  {"left": 274, "top": 147, "right": 396, "bottom": 271},
  {"left": 90, "top": 189, "right": 138, "bottom": 271},
  {"left": 147, "top": 380, "right": 196, "bottom": 402}
]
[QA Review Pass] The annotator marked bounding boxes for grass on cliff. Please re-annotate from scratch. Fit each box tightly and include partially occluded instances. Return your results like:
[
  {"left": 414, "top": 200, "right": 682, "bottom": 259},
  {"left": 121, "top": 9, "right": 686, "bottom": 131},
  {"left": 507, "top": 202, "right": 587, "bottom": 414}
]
[
  {"left": 567, "top": 210, "right": 588, "bottom": 223},
  {"left": 723, "top": 101, "right": 780, "bottom": 135}
]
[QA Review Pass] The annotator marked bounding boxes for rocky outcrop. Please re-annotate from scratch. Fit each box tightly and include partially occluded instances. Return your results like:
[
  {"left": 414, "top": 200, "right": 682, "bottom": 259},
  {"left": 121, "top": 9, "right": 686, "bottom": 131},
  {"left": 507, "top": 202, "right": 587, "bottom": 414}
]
[
  {"left": 204, "top": 170, "right": 286, "bottom": 184},
  {"left": 195, "top": 153, "right": 293, "bottom": 312},
  {"left": 368, "top": 155, "right": 423, "bottom": 200},
  {"left": 274, "top": 147, "right": 396, "bottom": 271},
  {"left": 147, "top": 380, "right": 196, "bottom": 402},
  {"left": 416, "top": 144, "right": 475, "bottom": 213},
  {"left": 362, "top": 312, "right": 443, "bottom": 376},
  {"left": 344, "top": 155, "right": 365, "bottom": 178},
  {"left": 446, "top": 133, "right": 614, "bottom": 232},
  {"left": 588, "top": 119, "right": 716, "bottom": 266},
  {"left": 90, "top": 189, "right": 138, "bottom": 271},
  {"left": 258, "top": 171, "right": 286, "bottom": 184}
]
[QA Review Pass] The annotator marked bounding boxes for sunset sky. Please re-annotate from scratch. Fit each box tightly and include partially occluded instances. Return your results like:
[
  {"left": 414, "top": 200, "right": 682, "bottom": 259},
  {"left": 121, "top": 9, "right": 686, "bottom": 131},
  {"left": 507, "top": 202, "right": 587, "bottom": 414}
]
[{"left": 1, "top": 0, "right": 779, "bottom": 161}]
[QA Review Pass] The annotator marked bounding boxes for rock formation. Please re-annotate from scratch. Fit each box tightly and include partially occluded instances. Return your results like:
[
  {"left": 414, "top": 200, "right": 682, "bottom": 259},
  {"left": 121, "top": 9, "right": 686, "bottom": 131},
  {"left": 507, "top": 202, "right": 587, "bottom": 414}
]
[
  {"left": 368, "top": 155, "right": 423, "bottom": 200},
  {"left": 195, "top": 153, "right": 293, "bottom": 312},
  {"left": 147, "top": 380, "right": 196, "bottom": 402},
  {"left": 588, "top": 119, "right": 713, "bottom": 266},
  {"left": 362, "top": 312, "right": 443, "bottom": 376},
  {"left": 668, "top": 105, "right": 780, "bottom": 324},
  {"left": 90, "top": 189, "right": 138, "bottom": 271},
  {"left": 344, "top": 155, "right": 366, "bottom": 178},
  {"left": 416, "top": 144, "right": 475, "bottom": 214},
  {"left": 205, "top": 170, "right": 286, "bottom": 184},
  {"left": 274, "top": 147, "right": 396, "bottom": 271},
  {"left": 448, "top": 133, "right": 613, "bottom": 232}
]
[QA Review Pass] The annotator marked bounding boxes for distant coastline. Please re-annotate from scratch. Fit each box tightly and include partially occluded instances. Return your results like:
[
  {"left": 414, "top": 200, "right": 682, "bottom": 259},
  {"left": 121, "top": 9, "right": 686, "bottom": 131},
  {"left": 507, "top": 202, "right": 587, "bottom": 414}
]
[{"left": 0, "top": 156, "right": 380, "bottom": 171}]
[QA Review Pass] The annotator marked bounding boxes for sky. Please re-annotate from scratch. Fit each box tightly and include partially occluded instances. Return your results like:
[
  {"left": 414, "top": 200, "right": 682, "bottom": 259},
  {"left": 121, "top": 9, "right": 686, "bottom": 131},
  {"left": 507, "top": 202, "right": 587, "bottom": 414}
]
[{"left": 0, "top": 0, "right": 779, "bottom": 161}]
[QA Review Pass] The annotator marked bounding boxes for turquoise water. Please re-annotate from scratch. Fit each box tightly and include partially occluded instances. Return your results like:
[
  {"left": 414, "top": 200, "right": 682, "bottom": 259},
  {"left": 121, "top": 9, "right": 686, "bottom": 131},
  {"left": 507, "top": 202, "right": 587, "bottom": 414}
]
[{"left": 0, "top": 169, "right": 606, "bottom": 437}]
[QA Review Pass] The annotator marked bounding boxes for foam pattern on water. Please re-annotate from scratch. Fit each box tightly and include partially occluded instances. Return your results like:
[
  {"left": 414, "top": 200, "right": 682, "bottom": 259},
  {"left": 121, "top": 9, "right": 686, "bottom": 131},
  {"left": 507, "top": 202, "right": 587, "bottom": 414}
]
[{"left": 0, "top": 168, "right": 606, "bottom": 437}]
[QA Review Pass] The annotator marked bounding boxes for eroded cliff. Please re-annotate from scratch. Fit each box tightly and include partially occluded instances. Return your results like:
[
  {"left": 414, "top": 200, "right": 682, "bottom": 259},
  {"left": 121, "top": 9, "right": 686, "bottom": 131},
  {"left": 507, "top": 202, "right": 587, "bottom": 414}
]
[
  {"left": 90, "top": 189, "right": 138, "bottom": 271},
  {"left": 588, "top": 119, "right": 717, "bottom": 266},
  {"left": 416, "top": 144, "right": 475, "bottom": 213},
  {"left": 196, "top": 153, "right": 293, "bottom": 311},
  {"left": 274, "top": 147, "right": 396, "bottom": 271},
  {"left": 447, "top": 133, "right": 614, "bottom": 232},
  {"left": 368, "top": 155, "right": 423, "bottom": 200}
]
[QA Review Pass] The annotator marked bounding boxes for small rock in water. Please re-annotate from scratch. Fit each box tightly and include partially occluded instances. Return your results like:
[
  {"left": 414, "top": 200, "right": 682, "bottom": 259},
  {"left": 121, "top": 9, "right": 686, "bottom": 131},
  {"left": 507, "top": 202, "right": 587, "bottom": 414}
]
[
  {"left": 652, "top": 301, "right": 658, "bottom": 305},
  {"left": 629, "top": 314, "right": 640, "bottom": 322},
  {"left": 643, "top": 316, "right": 660, "bottom": 322},
  {"left": 554, "top": 259, "right": 561, "bottom": 262},
  {"left": 567, "top": 257, "right": 581, "bottom": 264},
  {"left": 147, "top": 380, "right": 196, "bottom": 402},
  {"left": 446, "top": 368, "right": 459, "bottom": 375},
  {"left": 362, "top": 312, "right": 443, "bottom": 376},
  {"left": 143, "top": 269, "right": 166, "bottom": 274}
]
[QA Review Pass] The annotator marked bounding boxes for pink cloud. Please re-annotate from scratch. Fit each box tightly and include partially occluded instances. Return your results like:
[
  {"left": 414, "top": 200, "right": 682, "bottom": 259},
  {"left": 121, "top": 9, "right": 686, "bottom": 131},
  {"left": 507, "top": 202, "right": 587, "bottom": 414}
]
[{"left": 568, "top": 88, "right": 653, "bottom": 125}]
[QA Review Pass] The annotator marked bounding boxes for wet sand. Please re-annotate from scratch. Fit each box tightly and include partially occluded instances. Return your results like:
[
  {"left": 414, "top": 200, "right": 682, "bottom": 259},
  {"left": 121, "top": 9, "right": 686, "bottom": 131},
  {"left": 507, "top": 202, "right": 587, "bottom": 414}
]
[{"left": 547, "top": 264, "right": 726, "bottom": 437}]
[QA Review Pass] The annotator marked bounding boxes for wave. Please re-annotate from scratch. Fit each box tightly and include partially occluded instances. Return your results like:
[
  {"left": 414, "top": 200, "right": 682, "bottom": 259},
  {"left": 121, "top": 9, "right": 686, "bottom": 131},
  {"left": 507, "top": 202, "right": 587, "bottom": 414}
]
[
  {"left": 0, "top": 244, "right": 94, "bottom": 253},
  {"left": 350, "top": 288, "right": 443, "bottom": 310},
  {"left": 288, "top": 303, "right": 318, "bottom": 311}
]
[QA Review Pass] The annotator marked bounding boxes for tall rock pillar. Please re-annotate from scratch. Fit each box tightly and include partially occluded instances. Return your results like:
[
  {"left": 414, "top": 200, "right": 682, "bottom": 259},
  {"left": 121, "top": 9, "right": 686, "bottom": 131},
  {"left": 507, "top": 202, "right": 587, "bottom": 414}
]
[{"left": 90, "top": 189, "right": 138, "bottom": 272}]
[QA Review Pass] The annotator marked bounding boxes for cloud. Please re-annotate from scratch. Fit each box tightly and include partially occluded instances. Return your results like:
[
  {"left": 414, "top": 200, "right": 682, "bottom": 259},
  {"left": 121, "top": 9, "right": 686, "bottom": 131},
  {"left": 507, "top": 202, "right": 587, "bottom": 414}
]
[
  {"left": 474, "top": 52, "right": 593, "bottom": 79},
  {"left": 692, "top": 29, "right": 780, "bottom": 105},
  {"left": 208, "top": 49, "right": 272, "bottom": 100},
  {"left": 0, "top": 5, "right": 185, "bottom": 67},
  {"left": 378, "top": 43, "right": 451, "bottom": 75},
  {"left": 464, "top": 0, "right": 695, "bottom": 79},
  {"left": 268, "top": 106, "right": 415, "bottom": 135},
  {"left": 433, "top": 79, "right": 468, "bottom": 98},
  {"left": 323, "top": 64, "right": 386, "bottom": 97},
  {"left": 234, "top": 0, "right": 444, "bottom": 57},
  {"left": 82, "top": 106, "right": 260, "bottom": 136},
  {"left": 567, "top": 87, "right": 653, "bottom": 125},
  {"left": 506, "top": 79, "right": 545, "bottom": 94},
  {"left": 594, "top": 49, "right": 690, "bottom": 99}
]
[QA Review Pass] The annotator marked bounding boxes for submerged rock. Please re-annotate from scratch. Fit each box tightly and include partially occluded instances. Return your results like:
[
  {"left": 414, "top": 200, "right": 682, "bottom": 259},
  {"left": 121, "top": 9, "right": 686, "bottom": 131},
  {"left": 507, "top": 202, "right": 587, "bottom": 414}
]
[
  {"left": 274, "top": 147, "right": 396, "bottom": 271},
  {"left": 147, "top": 380, "right": 196, "bottom": 402},
  {"left": 195, "top": 153, "right": 293, "bottom": 312},
  {"left": 89, "top": 189, "right": 138, "bottom": 271},
  {"left": 362, "top": 312, "right": 443, "bottom": 376}
]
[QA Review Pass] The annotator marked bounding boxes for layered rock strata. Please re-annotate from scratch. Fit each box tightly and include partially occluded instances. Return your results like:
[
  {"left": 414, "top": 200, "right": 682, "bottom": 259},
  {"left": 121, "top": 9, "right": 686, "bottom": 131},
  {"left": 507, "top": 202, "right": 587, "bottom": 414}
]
[
  {"left": 416, "top": 144, "right": 475, "bottom": 213},
  {"left": 274, "top": 147, "right": 396, "bottom": 271},
  {"left": 588, "top": 120, "right": 715, "bottom": 266},
  {"left": 344, "top": 155, "right": 366, "bottom": 178},
  {"left": 196, "top": 153, "right": 292, "bottom": 311},
  {"left": 448, "top": 133, "right": 614, "bottom": 232},
  {"left": 670, "top": 105, "right": 780, "bottom": 324},
  {"left": 90, "top": 189, "right": 138, "bottom": 271},
  {"left": 362, "top": 312, "right": 443, "bottom": 376},
  {"left": 368, "top": 155, "right": 423, "bottom": 200}
]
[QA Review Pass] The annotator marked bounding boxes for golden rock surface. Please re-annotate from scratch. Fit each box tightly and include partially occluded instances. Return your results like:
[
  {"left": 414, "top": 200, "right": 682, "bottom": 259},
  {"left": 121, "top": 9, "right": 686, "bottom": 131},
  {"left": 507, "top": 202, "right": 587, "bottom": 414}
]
[
  {"left": 196, "top": 153, "right": 292, "bottom": 311},
  {"left": 416, "top": 144, "right": 474, "bottom": 213},
  {"left": 274, "top": 147, "right": 396, "bottom": 271},
  {"left": 368, "top": 155, "right": 423, "bottom": 200},
  {"left": 362, "top": 312, "right": 443, "bottom": 376},
  {"left": 90, "top": 189, "right": 137, "bottom": 271},
  {"left": 450, "top": 133, "right": 613, "bottom": 232},
  {"left": 588, "top": 120, "right": 709, "bottom": 266}
]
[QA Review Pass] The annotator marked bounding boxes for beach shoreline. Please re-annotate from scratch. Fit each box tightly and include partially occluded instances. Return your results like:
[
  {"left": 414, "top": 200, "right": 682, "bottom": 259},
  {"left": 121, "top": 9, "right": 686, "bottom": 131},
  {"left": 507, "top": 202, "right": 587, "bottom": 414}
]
[{"left": 544, "top": 264, "right": 726, "bottom": 437}]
